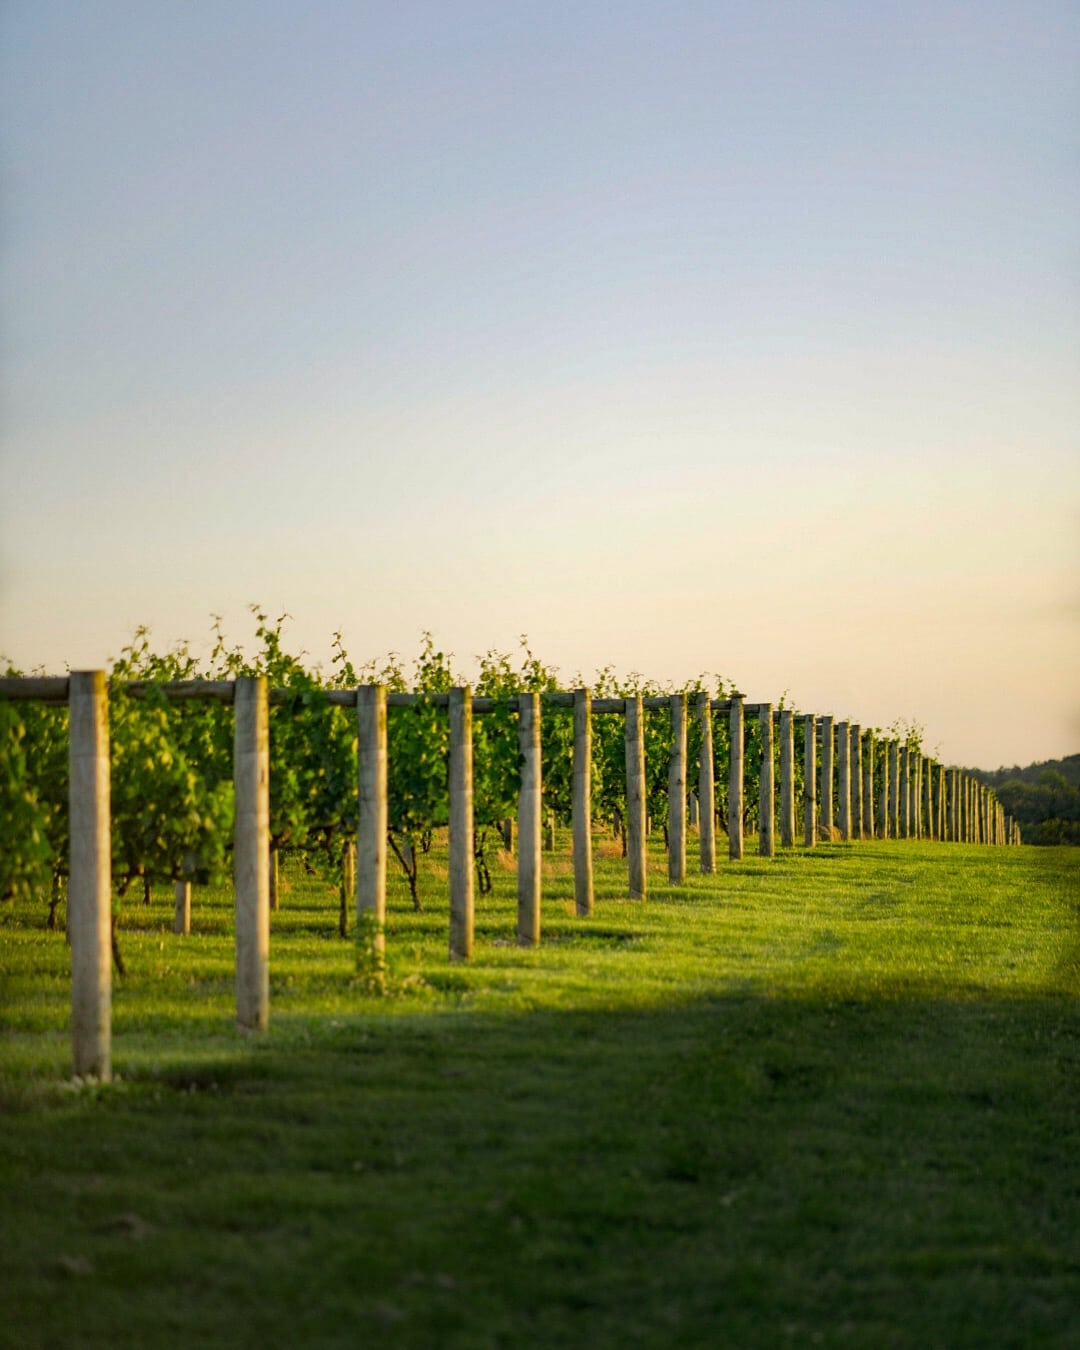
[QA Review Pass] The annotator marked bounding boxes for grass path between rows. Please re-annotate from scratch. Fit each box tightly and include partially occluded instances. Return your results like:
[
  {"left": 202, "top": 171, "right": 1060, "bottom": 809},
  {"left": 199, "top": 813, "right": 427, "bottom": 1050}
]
[{"left": 1, "top": 837, "right": 1078, "bottom": 1347}]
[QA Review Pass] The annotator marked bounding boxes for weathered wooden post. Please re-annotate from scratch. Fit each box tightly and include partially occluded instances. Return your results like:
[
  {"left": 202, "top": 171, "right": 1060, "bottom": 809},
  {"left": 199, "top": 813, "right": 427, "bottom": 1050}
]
[
  {"left": 862, "top": 730, "right": 875, "bottom": 840},
  {"left": 269, "top": 845, "right": 280, "bottom": 912},
  {"left": 69, "top": 671, "right": 111, "bottom": 1080},
  {"left": 918, "top": 755, "right": 925, "bottom": 837},
  {"left": 669, "top": 694, "right": 687, "bottom": 882},
  {"left": 879, "top": 741, "right": 890, "bottom": 839},
  {"left": 625, "top": 694, "right": 647, "bottom": 899},
  {"left": 173, "top": 881, "right": 191, "bottom": 936},
  {"left": 803, "top": 714, "right": 817, "bottom": 848},
  {"left": 729, "top": 696, "right": 745, "bottom": 860},
  {"left": 836, "top": 720, "right": 851, "bottom": 842},
  {"left": 697, "top": 694, "right": 716, "bottom": 873},
  {"left": 518, "top": 691, "right": 542, "bottom": 943},
  {"left": 851, "top": 725, "right": 863, "bottom": 839},
  {"left": 899, "top": 746, "right": 910, "bottom": 838},
  {"left": 779, "top": 709, "right": 795, "bottom": 848},
  {"left": 449, "top": 687, "right": 474, "bottom": 962},
  {"left": 357, "top": 684, "right": 388, "bottom": 970},
  {"left": 924, "top": 758, "right": 934, "bottom": 840},
  {"left": 758, "top": 704, "right": 775, "bottom": 857},
  {"left": 888, "top": 741, "right": 900, "bottom": 838},
  {"left": 820, "top": 716, "right": 834, "bottom": 839},
  {"left": 949, "top": 769, "right": 959, "bottom": 842},
  {"left": 573, "top": 689, "right": 594, "bottom": 917},
  {"left": 234, "top": 675, "right": 270, "bottom": 1033},
  {"left": 689, "top": 790, "right": 699, "bottom": 829}
]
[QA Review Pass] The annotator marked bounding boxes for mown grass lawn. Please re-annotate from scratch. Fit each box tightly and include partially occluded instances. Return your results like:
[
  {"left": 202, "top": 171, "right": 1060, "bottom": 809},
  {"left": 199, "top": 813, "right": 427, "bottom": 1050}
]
[{"left": 1, "top": 834, "right": 1078, "bottom": 1348}]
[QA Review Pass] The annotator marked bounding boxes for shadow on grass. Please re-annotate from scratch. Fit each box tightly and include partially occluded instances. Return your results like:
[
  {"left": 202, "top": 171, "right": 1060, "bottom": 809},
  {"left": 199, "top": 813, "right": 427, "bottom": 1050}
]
[{"left": 2, "top": 986, "right": 1078, "bottom": 1349}]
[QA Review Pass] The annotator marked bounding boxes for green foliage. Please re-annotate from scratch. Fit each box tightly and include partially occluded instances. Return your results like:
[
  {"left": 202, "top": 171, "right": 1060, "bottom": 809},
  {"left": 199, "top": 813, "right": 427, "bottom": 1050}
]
[
  {"left": 0, "top": 699, "right": 55, "bottom": 903},
  {"left": 0, "top": 666, "right": 69, "bottom": 908},
  {"left": 108, "top": 632, "right": 234, "bottom": 894}
]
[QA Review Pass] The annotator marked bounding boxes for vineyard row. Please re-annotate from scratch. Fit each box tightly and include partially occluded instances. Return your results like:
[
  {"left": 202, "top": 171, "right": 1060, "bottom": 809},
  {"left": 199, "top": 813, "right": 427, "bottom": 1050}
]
[{"left": 3, "top": 672, "right": 1014, "bottom": 1083}]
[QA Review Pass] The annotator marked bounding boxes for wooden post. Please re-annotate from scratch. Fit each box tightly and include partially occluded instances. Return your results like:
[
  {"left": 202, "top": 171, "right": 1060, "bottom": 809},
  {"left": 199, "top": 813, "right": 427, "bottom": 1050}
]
[
  {"left": 899, "top": 746, "right": 911, "bottom": 838},
  {"left": 836, "top": 720, "right": 850, "bottom": 841},
  {"left": 779, "top": 709, "right": 795, "bottom": 848},
  {"left": 862, "top": 731, "right": 875, "bottom": 840},
  {"left": 449, "top": 687, "right": 474, "bottom": 962},
  {"left": 925, "top": 758, "right": 935, "bottom": 841},
  {"left": 820, "top": 716, "right": 834, "bottom": 838},
  {"left": 668, "top": 695, "right": 687, "bottom": 882},
  {"left": 357, "top": 684, "right": 388, "bottom": 969},
  {"left": 758, "top": 703, "right": 775, "bottom": 857},
  {"left": 625, "top": 695, "right": 647, "bottom": 899},
  {"left": 573, "top": 689, "right": 594, "bottom": 917},
  {"left": 173, "top": 881, "right": 191, "bottom": 936},
  {"left": 544, "top": 810, "right": 556, "bottom": 851},
  {"left": 888, "top": 741, "right": 900, "bottom": 839},
  {"left": 517, "top": 692, "right": 542, "bottom": 943},
  {"left": 234, "top": 675, "right": 270, "bottom": 1033},
  {"left": 949, "top": 769, "right": 959, "bottom": 842},
  {"left": 688, "top": 790, "right": 699, "bottom": 829},
  {"left": 851, "top": 725, "right": 863, "bottom": 839},
  {"left": 803, "top": 714, "right": 817, "bottom": 848},
  {"left": 729, "top": 696, "right": 744, "bottom": 860},
  {"left": 269, "top": 845, "right": 280, "bottom": 912},
  {"left": 916, "top": 754, "right": 925, "bottom": 839},
  {"left": 69, "top": 671, "right": 111, "bottom": 1080},
  {"left": 697, "top": 694, "right": 716, "bottom": 874},
  {"left": 938, "top": 764, "right": 946, "bottom": 840}
]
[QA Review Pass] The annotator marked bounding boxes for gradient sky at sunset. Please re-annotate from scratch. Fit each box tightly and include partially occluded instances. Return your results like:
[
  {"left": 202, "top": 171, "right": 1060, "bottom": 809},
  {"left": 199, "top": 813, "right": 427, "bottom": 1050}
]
[{"left": 2, "top": 2, "right": 1077, "bottom": 767}]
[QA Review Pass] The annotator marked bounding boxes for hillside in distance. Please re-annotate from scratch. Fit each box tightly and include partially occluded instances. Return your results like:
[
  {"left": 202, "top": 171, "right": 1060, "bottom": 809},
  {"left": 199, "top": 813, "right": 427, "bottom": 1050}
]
[{"left": 969, "top": 753, "right": 1080, "bottom": 845}]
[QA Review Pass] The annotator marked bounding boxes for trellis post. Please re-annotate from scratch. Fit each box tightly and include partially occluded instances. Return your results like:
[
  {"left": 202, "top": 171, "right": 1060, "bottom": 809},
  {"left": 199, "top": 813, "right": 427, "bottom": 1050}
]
[
  {"left": 803, "top": 714, "right": 817, "bottom": 848},
  {"left": 573, "top": 689, "right": 594, "bottom": 916},
  {"left": 69, "top": 671, "right": 112, "bottom": 1080},
  {"left": 888, "top": 741, "right": 900, "bottom": 838},
  {"left": 625, "top": 695, "right": 647, "bottom": 899},
  {"left": 517, "top": 692, "right": 542, "bottom": 943},
  {"left": 820, "top": 716, "right": 834, "bottom": 838},
  {"left": 836, "top": 720, "right": 851, "bottom": 841},
  {"left": 669, "top": 694, "right": 687, "bottom": 883},
  {"left": 729, "top": 696, "right": 745, "bottom": 860},
  {"left": 357, "top": 684, "right": 388, "bottom": 968},
  {"left": 851, "top": 725, "right": 863, "bottom": 839},
  {"left": 779, "top": 709, "right": 795, "bottom": 848},
  {"left": 862, "top": 730, "right": 875, "bottom": 840},
  {"left": 173, "top": 881, "right": 191, "bottom": 936},
  {"left": 697, "top": 693, "right": 716, "bottom": 873},
  {"left": 449, "top": 687, "right": 474, "bottom": 961},
  {"left": 758, "top": 704, "right": 775, "bottom": 857},
  {"left": 899, "top": 746, "right": 910, "bottom": 838},
  {"left": 234, "top": 675, "right": 270, "bottom": 1033}
]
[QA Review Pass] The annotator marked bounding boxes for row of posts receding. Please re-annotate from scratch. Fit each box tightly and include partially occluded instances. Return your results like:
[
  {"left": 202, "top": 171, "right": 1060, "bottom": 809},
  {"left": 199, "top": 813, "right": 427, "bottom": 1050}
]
[{"left": 1, "top": 674, "right": 1018, "bottom": 1081}]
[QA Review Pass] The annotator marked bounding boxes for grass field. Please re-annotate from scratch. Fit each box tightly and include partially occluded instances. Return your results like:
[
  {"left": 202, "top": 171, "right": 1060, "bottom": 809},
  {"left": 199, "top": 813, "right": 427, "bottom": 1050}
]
[{"left": 1, "top": 833, "right": 1078, "bottom": 1348}]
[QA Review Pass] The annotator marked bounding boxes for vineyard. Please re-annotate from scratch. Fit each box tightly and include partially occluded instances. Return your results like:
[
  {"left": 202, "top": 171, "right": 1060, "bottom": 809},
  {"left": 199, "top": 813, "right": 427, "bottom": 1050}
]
[{"left": 2, "top": 617, "right": 1014, "bottom": 1082}]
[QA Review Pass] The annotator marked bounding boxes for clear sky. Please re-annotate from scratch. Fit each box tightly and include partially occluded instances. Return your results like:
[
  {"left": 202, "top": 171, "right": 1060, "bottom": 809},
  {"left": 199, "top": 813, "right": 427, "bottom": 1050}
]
[{"left": 2, "top": 1, "right": 1077, "bottom": 769}]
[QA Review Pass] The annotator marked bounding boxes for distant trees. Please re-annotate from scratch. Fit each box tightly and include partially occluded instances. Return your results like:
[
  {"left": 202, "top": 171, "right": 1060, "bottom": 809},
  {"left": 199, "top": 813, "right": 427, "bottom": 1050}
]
[{"left": 969, "top": 756, "right": 1080, "bottom": 845}]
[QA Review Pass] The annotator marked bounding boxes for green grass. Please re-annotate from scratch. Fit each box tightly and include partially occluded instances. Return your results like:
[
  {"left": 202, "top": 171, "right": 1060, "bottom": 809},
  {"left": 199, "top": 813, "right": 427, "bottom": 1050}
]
[{"left": 1, "top": 833, "right": 1078, "bottom": 1348}]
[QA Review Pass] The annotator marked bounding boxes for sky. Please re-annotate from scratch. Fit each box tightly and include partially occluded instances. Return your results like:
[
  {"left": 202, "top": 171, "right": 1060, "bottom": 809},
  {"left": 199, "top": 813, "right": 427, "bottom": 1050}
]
[{"left": 1, "top": 1, "right": 1077, "bottom": 769}]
